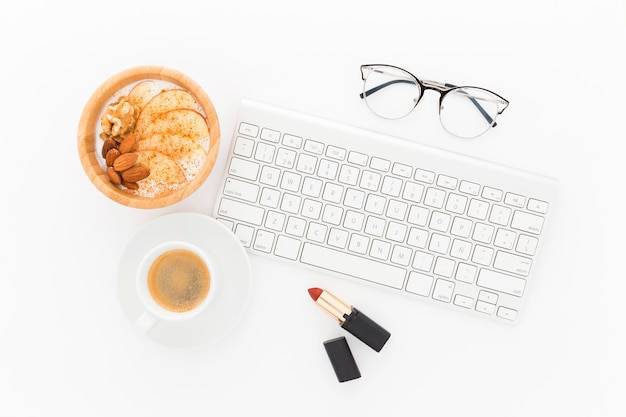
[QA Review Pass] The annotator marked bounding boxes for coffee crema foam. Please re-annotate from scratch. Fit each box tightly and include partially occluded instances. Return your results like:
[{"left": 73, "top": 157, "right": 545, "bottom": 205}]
[{"left": 147, "top": 249, "right": 210, "bottom": 313}]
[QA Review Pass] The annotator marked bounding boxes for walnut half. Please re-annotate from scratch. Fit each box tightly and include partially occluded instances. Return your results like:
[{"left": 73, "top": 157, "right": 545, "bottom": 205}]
[{"left": 100, "top": 96, "right": 136, "bottom": 142}]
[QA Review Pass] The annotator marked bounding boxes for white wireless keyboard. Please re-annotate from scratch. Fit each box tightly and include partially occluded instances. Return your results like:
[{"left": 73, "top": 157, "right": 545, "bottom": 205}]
[{"left": 213, "top": 99, "right": 558, "bottom": 323}]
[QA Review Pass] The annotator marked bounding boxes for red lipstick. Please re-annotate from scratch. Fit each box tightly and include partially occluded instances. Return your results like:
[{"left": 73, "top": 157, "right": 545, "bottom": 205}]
[{"left": 308, "top": 287, "right": 391, "bottom": 352}]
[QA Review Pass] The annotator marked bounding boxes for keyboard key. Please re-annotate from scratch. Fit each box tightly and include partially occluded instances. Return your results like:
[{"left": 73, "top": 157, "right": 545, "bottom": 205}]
[
  {"left": 322, "top": 183, "right": 344, "bottom": 204},
  {"left": 274, "top": 235, "right": 301, "bottom": 260},
  {"left": 304, "top": 139, "right": 324, "bottom": 154},
  {"left": 348, "top": 151, "right": 368, "bottom": 166},
  {"left": 459, "top": 180, "right": 480, "bottom": 195},
  {"left": 390, "top": 245, "right": 412, "bottom": 266},
  {"left": 280, "top": 193, "right": 302, "bottom": 214},
  {"left": 218, "top": 198, "right": 264, "bottom": 225},
  {"left": 436, "top": 174, "right": 457, "bottom": 190},
  {"left": 254, "top": 230, "right": 275, "bottom": 253},
  {"left": 370, "top": 239, "right": 391, "bottom": 260},
  {"left": 318, "top": 159, "right": 339, "bottom": 180},
  {"left": 475, "top": 300, "right": 496, "bottom": 315},
  {"left": 454, "top": 294, "right": 473, "bottom": 308},
  {"left": 407, "top": 206, "right": 429, "bottom": 227},
  {"left": 450, "top": 217, "right": 472, "bottom": 238},
  {"left": 365, "top": 194, "right": 387, "bottom": 215},
  {"left": 392, "top": 162, "right": 412, "bottom": 178},
  {"left": 402, "top": 181, "right": 424, "bottom": 203},
  {"left": 228, "top": 157, "right": 259, "bottom": 181},
  {"left": 511, "top": 210, "right": 544, "bottom": 234},
  {"left": 283, "top": 133, "right": 303, "bottom": 148},
  {"left": 494, "top": 229, "right": 516, "bottom": 250},
  {"left": 467, "top": 199, "right": 489, "bottom": 220},
  {"left": 275, "top": 148, "right": 297, "bottom": 169},
  {"left": 370, "top": 157, "right": 390, "bottom": 172},
  {"left": 348, "top": 234, "right": 369, "bottom": 254},
  {"left": 360, "top": 170, "right": 382, "bottom": 191},
  {"left": 482, "top": 186, "right": 503, "bottom": 201},
  {"left": 223, "top": 178, "right": 259, "bottom": 203},
  {"left": 328, "top": 228, "right": 349, "bottom": 249},
  {"left": 412, "top": 252, "right": 434, "bottom": 274},
  {"left": 478, "top": 290, "right": 498, "bottom": 304},
  {"left": 260, "top": 128, "right": 280, "bottom": 142},
  {"left": 516, "top": 234, "right": 538, "bottom": 256},
  {"left": 296, "top": 153, "right": 317, "bottom": 174},
  {"left": 489, "top": 204, "right": 512, "bottom": 226},
  {"left": 259, "top": 166, "right": 280, "bottom": 186},
  {"left": 344, "top": 188, "right": 365, "bottom": 209},
  {"left": 415, "top": 169, "right": 435, "bottom": 183},
  {"left": 477, "top": 269, "right": 526, "bottom": 297},
  {"left": 307, "top": 222, "right": 328, "bottom": 243},
  {"left": 527, "top": 198, "right": 549, "bottom": 214},
  {"left": 434, "top": 257, "right": 455, "bottom": 278},
  {"left": 239, "top": 122, "right": 259, "bottom": 137},
  {"left": 254, "top": 142, "right": 276, "bottom": 163},
  {"left": 234, "top": 224, "right": 254, "bottom": 247},
  {"left": 301, "top": 177, "right": 323, "bottom": 198},
  {"left": 265, "top": 211, "right": 285, "bottom": 231},
  {"left": 406, "top": 272, "right": 434, "bottom": 296},
  {"left": 455, "top": 263, "right": 477, "bottom": 284},
  {"left": 424, "top": 187, "right": 446, "bottom": 208},
  {"left": 326, "top": 145, "right": 346, "bottom": 160},
  {"left": 445, "top": 193, "right": 468, "bottom": 214},
  {"left": 433, "top": 279, "right": 455, "bottom": 302},
  {"left": 233, "top": 136, "right": 255, "bottom": 157},
  {"left": 497, "top": 306, "right": 518, "bottom": 321},
  {"left": 280, "top": 172, "right": 301, "bottom": 192},
  {"left": 301, "top": 243, "right": 406, "bottom": 289},
  {"left": 504, "top": 192, "right": 526, "bottom": 208},
  {"left": 494, "top": 251, "right": 532, "bottom": 276},
  {"left": 381, "top": 176, "right": 402, "bottom": 197},
  {"left": 338, "top": 165, "right": 359, "bottom": 185}
]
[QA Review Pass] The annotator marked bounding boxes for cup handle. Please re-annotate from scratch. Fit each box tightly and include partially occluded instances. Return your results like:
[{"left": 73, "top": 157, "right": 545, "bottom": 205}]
[{"left": 135, "top": 311, "right": 158, "bottom": 333}]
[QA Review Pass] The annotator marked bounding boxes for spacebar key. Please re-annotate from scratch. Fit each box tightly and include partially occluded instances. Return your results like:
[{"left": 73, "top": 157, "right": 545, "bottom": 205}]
[{"left": 300, "top": 243, "right": 406, "bottom": 289}]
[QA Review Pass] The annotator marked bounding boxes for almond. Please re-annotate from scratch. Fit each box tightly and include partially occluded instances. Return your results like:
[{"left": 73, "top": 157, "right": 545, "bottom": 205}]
[
  {"left": 122, "top": 165, "right": 150, "bottom": 182},
  {"left": 101, "top": 137, "right": 117, "bottom": 158},
  {"left": 106, "top": 167, "right": 122, "bottom": 185},
  {"left": 118, "top": 133, "right": 137, "bottom": 154},
  {"left": 105, "top": 148, "right": 120, "bottom": 166},
  {"left": 122, "top": 180, "right": 139, "bottom": 190},
  {"left": 113, "top": 152, "right": 138, "bottom": 171}
]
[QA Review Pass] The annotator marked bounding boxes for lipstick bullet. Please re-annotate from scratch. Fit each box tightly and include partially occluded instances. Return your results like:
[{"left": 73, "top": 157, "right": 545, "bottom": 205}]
[{"left": 308, "top": 287, "right": 391, "bottom": 352}]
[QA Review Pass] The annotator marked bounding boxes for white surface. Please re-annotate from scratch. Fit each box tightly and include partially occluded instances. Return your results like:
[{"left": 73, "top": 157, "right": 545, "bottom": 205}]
[{"left": 1, "top": 1, "right": 624, "bottom": 416}]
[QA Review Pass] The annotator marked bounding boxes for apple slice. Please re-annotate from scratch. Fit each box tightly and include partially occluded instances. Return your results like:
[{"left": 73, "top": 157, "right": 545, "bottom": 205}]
[
  {"left": 127, "top": 80, "right": 159, "bottom": 113},
  {"left": 139, "top": 109, "right": 210, "bottom": 150},
  {"left": 133, "top": 149, "right": 187, "bottom": 197},
  {"left": 135, "top": 133, "right": 207, "bottom": 180},
  {"left": 134, "top": 89, "right": 199, "bottom": 138}
]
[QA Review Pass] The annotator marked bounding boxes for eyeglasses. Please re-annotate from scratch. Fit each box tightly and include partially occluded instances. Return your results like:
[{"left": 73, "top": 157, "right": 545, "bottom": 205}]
[{"left": 360, "top": 64, "right": 509, "bottom": 138}]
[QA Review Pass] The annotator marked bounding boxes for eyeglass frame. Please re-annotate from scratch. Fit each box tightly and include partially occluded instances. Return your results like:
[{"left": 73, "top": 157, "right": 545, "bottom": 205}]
[{"left": 359, "top": 64, "right": 510, "bottom": 137}]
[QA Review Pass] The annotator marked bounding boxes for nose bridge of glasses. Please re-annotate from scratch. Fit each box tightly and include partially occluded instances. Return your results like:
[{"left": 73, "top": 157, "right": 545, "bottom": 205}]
[{"left": 421, "top": 79, "right": 453, "bottom": 93}]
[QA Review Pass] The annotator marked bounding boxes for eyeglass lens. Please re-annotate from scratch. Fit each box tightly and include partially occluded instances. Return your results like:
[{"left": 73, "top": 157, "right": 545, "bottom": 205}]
[
  {"left": 362, "top": 66, "right": 421, "bottom": 119},
  {"left": 439, "top": 87, "right": 502, "bottom": 138}
]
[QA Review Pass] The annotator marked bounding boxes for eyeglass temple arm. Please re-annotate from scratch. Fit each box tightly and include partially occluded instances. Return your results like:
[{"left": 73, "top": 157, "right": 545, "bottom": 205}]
[
  {"left": 359, "top": 79, "right": 415, "bottom": 99},
  {"left": 360, "top": 79, "right": 505, "bottom": 128}
]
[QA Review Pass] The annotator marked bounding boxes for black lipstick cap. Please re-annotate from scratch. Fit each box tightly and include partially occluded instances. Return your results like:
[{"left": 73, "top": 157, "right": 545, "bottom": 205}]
[
  {"left": 341, "top": 308, "right": 391, "bottom": 352},
  {"left": 323, "top": 337, "right": 361, "bottom": 382}
]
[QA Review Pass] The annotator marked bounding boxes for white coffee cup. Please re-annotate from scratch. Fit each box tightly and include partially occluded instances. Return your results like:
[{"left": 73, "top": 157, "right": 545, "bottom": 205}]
[{"left": 134, "top": 241, "right": 216, "bottom": 333}]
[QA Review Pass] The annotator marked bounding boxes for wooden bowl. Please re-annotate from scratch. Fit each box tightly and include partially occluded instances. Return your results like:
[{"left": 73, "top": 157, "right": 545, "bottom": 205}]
[{"left": 77, "top": 66, "right": 220, "bottom": 208}]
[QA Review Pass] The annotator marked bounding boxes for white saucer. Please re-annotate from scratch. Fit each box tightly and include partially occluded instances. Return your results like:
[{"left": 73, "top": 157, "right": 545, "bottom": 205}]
[{"left": 117, "top": 212, "right": 251, "bottom": 348}]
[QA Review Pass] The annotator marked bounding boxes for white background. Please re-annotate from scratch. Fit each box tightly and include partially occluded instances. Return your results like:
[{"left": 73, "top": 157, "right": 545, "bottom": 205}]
[{"left": 2, "top": 1, "right": 624, "bottom": 416}]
